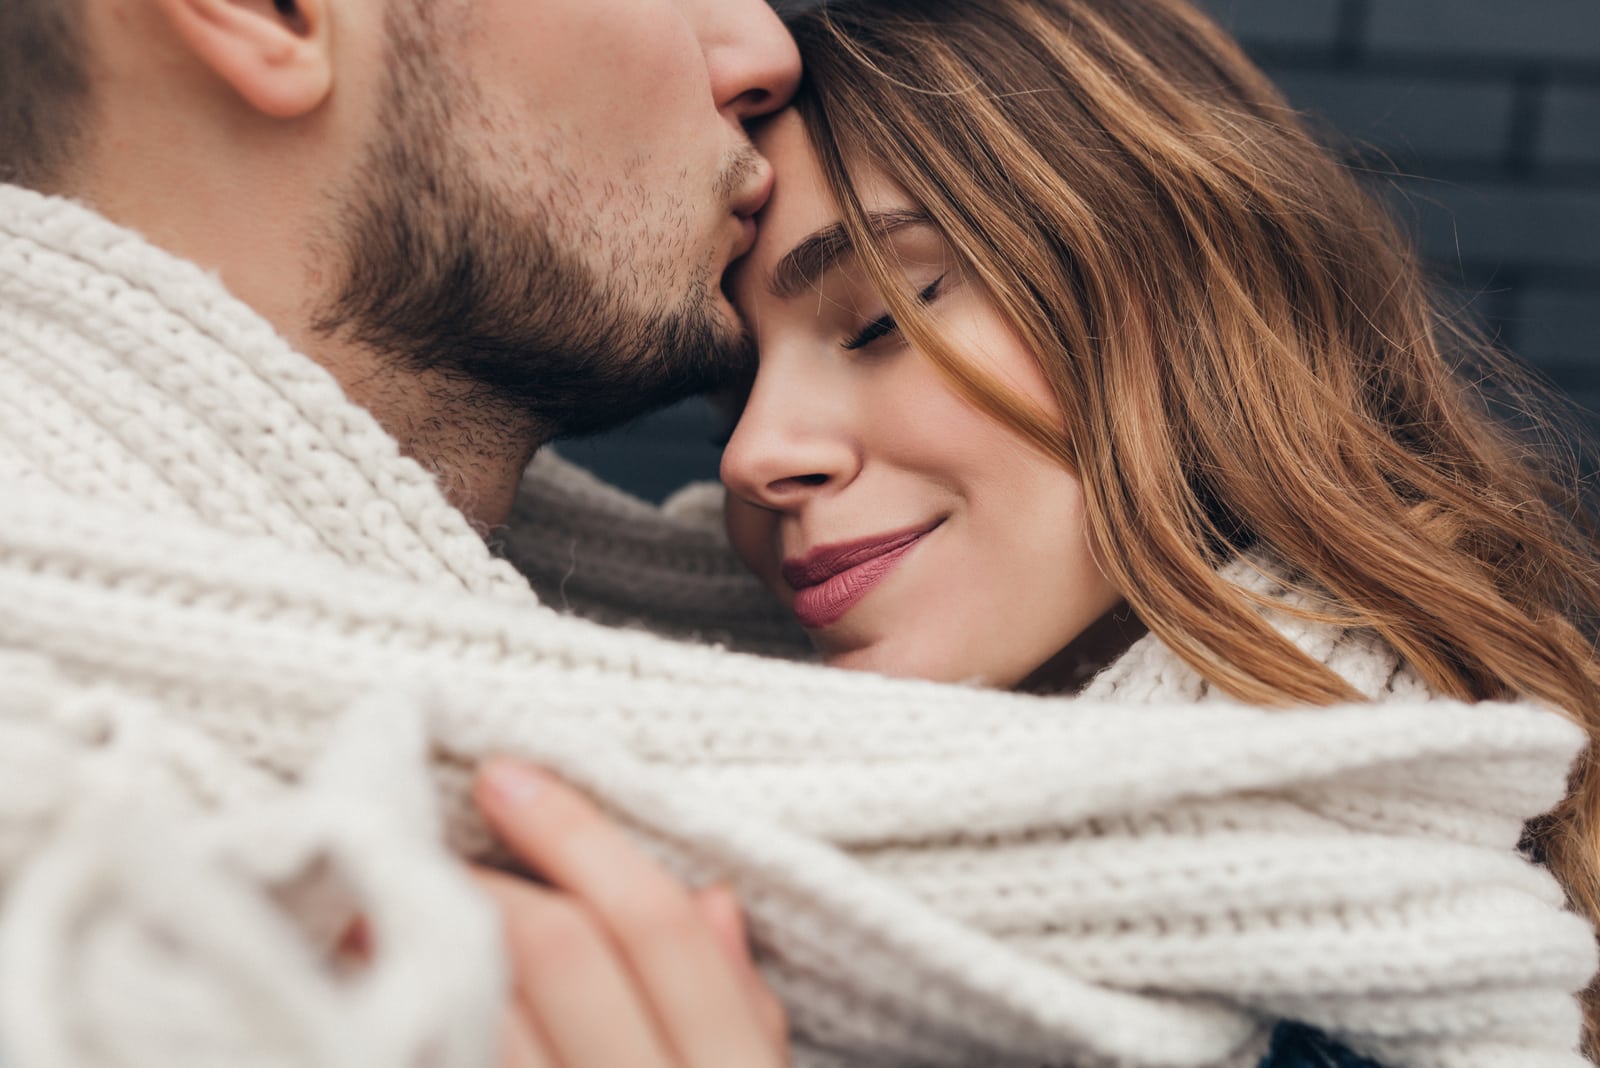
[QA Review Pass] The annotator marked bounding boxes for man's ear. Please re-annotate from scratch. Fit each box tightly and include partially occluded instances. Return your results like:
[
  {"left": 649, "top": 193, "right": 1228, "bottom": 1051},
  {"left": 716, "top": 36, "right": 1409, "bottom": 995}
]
[{"left": 153, "top": 0, "right": 333, "bottom": 119}]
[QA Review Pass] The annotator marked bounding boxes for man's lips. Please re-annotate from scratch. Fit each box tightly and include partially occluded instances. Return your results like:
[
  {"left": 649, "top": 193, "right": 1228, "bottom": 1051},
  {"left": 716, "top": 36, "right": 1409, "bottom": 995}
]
[
  {"left": 732, "top": 164, "right": 776, "bottom": 219},
  {"left": 731, "top": 213, "right": 758, "bottom": 259},
  {"left": 781, "top": 522, "right": 941, "bottom": 629},
  {"left": 728, "top": 162, "right": 773, "bottom": 261}
]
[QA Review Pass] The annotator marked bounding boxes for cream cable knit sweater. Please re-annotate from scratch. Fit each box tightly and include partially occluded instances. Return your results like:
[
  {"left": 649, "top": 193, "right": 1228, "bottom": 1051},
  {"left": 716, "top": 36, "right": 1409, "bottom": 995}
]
[{"left": 0, "top": 182, "right": 1593, "bottom": 1068}]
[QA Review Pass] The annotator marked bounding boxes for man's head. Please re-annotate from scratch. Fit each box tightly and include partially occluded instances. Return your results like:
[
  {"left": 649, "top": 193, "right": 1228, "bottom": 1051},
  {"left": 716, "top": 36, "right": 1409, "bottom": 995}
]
[
  {"left": 313, "top": 0, "right": 795, "bottom": 438},
  {"left": 8, "top": 0, "right": 798, "bottom": 444}
]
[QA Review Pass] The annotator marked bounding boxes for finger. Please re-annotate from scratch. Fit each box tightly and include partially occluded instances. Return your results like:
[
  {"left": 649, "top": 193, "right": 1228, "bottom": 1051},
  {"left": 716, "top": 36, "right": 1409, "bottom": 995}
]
[
  {"left": 748, "top": 971, "right": 790, "bottom": 1053},
  {"left": 695, "top": 885, "right": 789, "bottom": 1050},
  {"left": 475, "top": 761, "right": 781, "bottom": 1067},
  {"left": 694, "top": 883, "right": 753, "bottom": 973},
  {"left": 475, "top": 869, "right": 674, "bottom": 1068},
  {"left": 496, "top": 1004, "right": 553, "bottom": 1068}
]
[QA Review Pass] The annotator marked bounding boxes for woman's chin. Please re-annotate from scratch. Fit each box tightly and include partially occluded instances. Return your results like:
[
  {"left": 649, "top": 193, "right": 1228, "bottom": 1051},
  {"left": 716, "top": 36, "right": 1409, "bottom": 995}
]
[{"left": 818, "top": 640, "right": 1016, "bottom": 689}]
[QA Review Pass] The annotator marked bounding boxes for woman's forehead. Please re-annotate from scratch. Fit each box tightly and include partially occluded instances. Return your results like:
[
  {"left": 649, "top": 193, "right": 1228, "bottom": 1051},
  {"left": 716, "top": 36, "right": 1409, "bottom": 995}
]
[{"left": 751, "top": 112, "right": 923, "bottom": 276}]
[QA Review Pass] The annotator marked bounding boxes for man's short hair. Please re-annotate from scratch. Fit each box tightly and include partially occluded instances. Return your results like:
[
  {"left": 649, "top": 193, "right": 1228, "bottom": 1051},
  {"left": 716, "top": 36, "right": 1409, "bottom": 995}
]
[{"left": 0, "top": 1, "right": 89, "bottom": 190}]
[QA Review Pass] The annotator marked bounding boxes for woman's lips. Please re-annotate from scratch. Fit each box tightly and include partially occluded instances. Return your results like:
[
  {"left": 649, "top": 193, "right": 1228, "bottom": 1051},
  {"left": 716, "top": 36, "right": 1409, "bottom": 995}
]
[{"left": 782, "top": 523, "right": 940, "bottom": 630}]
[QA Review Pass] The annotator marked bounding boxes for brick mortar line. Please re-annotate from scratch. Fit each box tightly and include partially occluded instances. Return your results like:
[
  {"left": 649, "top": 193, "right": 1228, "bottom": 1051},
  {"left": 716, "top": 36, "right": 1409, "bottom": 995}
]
[
  {"left": 1243, "top": 46, "right": 1600, "bottom": 87},
  {"left": 1333, "top": 0, "right": 1372, "bottom": 66},
  {"left": 1355, "top": 165, "right": 1600, "bottom": 192},
  {"left": 1417, "top": 260, "right": 1600, "bottom": 289}
]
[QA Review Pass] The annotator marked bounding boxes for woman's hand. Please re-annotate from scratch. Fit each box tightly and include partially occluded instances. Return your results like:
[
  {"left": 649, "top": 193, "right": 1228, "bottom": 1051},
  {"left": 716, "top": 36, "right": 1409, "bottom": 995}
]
[{"left": 472, "top": 759, "right": 788, "bottom": 1068}]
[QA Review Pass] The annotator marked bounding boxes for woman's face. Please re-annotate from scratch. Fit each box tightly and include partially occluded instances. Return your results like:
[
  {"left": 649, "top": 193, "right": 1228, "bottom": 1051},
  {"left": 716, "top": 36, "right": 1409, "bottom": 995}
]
[{"left": 720, "top": 112, "right": 1123, "bottom": 689}]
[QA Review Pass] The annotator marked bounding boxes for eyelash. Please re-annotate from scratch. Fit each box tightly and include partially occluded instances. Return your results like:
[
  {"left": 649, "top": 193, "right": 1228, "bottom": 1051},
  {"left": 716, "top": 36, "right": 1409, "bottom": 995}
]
[
  {"left": 841, "top": 274, "right": 947, "bottom": 352},
  {"left": 711, "top": 274, "right": 949, "bottom": 448}
]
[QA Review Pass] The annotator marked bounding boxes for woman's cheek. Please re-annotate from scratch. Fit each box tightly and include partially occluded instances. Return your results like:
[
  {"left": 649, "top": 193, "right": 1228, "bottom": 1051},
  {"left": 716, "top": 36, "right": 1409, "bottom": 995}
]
[{"left": 723, "top": 492, "right": 784, "bottom": 596}]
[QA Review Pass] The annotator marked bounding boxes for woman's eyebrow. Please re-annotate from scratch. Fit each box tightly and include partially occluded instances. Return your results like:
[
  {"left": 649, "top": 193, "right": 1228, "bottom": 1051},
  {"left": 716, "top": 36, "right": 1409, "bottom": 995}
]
[{"left": 768, "top": 209, "right": 932, "bottom": 300}]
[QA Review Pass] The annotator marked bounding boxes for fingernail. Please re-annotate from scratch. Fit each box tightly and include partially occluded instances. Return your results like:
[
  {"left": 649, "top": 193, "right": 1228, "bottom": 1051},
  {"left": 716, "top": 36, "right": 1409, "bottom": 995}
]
[{"left": 483, "top": 760, "right": 544, "bottom": 807}]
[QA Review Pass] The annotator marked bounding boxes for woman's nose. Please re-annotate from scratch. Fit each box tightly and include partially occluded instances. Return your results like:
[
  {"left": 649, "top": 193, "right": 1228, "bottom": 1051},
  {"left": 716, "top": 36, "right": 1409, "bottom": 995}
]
[{"left": 719, "top": 378, "right": 860, "bottom": 511}]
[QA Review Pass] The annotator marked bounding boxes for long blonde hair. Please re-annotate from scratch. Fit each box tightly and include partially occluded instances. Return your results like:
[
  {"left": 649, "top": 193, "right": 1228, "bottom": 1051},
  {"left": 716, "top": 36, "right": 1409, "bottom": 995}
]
[{"left": 787, "top": 0, "right": 1600, "bottom": 1047}]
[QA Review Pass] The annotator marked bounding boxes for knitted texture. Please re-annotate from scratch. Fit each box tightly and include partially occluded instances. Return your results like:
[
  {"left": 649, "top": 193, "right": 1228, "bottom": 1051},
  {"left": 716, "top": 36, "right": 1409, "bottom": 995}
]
[{"left": 0, "top": 182, "right": 1594, "bottom": 1068}]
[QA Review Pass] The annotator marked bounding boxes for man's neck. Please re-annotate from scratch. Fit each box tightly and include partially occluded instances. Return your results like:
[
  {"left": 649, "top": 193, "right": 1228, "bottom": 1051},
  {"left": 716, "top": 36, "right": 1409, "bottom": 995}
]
[{"left": 329, "top": 350, "right": 548, "bottom": 532}]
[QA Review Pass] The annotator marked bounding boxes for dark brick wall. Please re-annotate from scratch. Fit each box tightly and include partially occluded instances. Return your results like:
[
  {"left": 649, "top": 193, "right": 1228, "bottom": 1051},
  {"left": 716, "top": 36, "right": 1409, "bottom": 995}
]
[
  {"left": 563, "top": 0, "right": 1600, "bottom": 502},
  {"left": 1202, "top": 0, "right": 1600, "bottom": 421}
]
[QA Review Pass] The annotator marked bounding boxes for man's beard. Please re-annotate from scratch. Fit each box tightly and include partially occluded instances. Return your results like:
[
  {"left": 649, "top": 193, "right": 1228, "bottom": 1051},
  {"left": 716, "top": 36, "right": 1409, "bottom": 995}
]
[{"left": 312, "top": 7, "right": 755, "bottom": 441}]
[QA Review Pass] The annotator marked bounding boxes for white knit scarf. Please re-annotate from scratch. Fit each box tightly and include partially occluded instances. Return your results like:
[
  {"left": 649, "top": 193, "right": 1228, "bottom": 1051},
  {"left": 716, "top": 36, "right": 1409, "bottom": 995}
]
[{"left": 0, "top": 183, "right": 1593, "bottom": 1068}]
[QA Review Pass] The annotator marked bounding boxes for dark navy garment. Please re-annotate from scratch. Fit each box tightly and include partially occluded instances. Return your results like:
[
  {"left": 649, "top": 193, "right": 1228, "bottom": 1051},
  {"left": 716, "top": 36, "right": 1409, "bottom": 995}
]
[{"left": 1257, "top": 1022, "right": 1389, "bottom": 1068}]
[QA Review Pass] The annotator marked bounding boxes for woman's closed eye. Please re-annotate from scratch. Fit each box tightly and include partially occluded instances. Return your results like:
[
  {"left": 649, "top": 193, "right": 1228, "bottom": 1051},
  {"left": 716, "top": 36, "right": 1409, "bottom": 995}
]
[
  {"left": 713, "top": 272, "right": 950, "bottom": 447},
  {"left": 842, "top": 274, "right": 946, "bottom": 352}
]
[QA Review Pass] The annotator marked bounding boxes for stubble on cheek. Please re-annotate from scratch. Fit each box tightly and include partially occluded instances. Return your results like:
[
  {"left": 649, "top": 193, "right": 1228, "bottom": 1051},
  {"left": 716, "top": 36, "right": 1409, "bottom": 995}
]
[{"left": 503, "top": 120, "right": 700, "bottom": 319}]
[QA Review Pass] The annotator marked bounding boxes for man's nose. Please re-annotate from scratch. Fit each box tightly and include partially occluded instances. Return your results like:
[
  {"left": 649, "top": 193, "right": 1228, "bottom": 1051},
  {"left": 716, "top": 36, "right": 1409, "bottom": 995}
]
[{"left": 695, "top": 0, "right": 803, "bottom": 123}]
